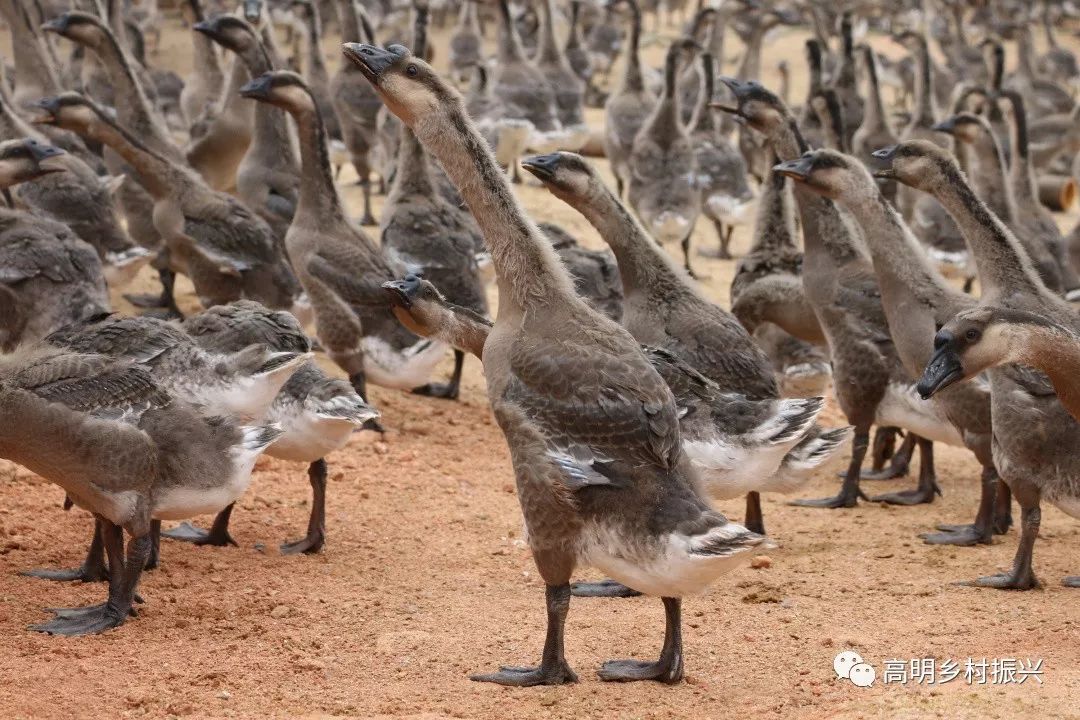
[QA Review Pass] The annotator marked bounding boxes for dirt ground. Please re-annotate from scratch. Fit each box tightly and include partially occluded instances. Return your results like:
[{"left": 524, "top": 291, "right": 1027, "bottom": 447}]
[{"left": 1, "top": 8, "right": 1079, "bottom": 720}]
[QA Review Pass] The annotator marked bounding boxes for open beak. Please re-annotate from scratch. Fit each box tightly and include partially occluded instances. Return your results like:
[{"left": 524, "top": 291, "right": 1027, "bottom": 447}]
[
  {"left": 871, "top": 145, "right": 898, "bottom": 179},
  {"left": 342, "top": 43, "right": 403, "bottom": 85},
  {"left": 239, "top": 73, "right": 273, "bottom": 100},
  {"left": 710, "top": 76, "right": 744, "bottom": 115},
  {"left": 773, "top": 156, "right": 814, "bottom": 182},
  {"left": 917, "top": 339, "right": 965, "bottom": 399},
  {"left": 520, "top": 154, "right": 560, "bottom": 182},
  {"left": 381, "top": 275, "right": 423, "bottom": 309},
  {"left": 30, "top": 99, "right": 59, "bottom": 125}
]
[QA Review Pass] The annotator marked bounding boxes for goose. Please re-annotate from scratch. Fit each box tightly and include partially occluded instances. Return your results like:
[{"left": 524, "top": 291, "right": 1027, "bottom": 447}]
[
  {"left": 563, "top": 1, "right": 592, "bottom": 89},
  {"left": 170, "top": 301, "right": 378, "bottom": 553},
  {"left": 34, "top": 93, "right": 305, "bottom": 316},
  {"left": 330, "top": 0, "right": 382, "bottom": 225},
  {"left": 585, "top": 0, "right": 623, "bottom": 84},
  {"left": 237, "top": 70, "right": 445, "bottom": 402},
  {"left": 733, "top": 8, "right": 794, "bottom": 181},
  {"left": 880, "top": 139, "right": 1080, "bottom": 589},
  {"left": 675, "top": 6, "right": 716, "bottom": 127},
  {"left": 179, "top": 0, "right": 226, "bottom": 130},
  {"left": 851, "top": 45, "right": 897, "bottom": 201},
  {"left": 627, "top": 38, "right": 702, "bottom": 277},
  {"left": 540, "top": 222, "right": 624, "bottom": 322},
  {"left": 1007, "top": 24, "right": 1075, "bottom": 117},
  {"left": 41, "top": 9, "right": 184, "bottom": 312},
  {"left": 193, "top": 14, "right": 302, "bottom": 241},
  {"left": 932, "top": 111, "right": 1065, "bottom": 294},
  {"left": 829, "top": 12, "right": 864, "bottom": 150},
  {"left": 1035, "top": 0, "right": 1079, "bottom": 87},
  {"left": 0, "top": 84, "right": 151, "bottom": 289},
  {"left": 0, "top": 138, "right": 109, "bottom": 353},
  {"left": 521, "top": 150, "right": 849, "bottom": 535},
  {"left": 715, "top": 78, "right": 942, "bottom": 509},
  {"left": 775, "top": 148, "right": 1011, "bottom": 544},
  {"left": 347, "top": 42, "right": 773, "bottom": 684},
  {"left": 0, "top": 344, "right": 283, "bottom": 634},
  {"left": 689, "top": 51, "right": 753, "bottom": 260},
  {"left": 1027, "top": 103, "right": 1080, "bottom": 174},
  {"left": 603, "top": 0, "right": 653, "bottom": 199},
  {"left": 290, "top": 0, "right": 344, "bottom": 142},
  {"left": 533, "top": 0, "right": 588, "bottom": 151},
  {"left": 448, "top": 0, "right": 483, "bottom": 85}
]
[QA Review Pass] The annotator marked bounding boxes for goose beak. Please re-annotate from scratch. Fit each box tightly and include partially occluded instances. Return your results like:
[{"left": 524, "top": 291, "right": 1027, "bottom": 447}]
[
  {"left": 243, "top": 0, "right": 262, "bottom": 23},
  {"left": 382, "top": 275, "right": 423, "bottom": 309},
  {"left": 30, "top": 98, "right": 60, "bottom": 125},
  {"left": 342, "top": 43, "right": 405, "bottom": 84},
  {"left": 917, "top": 335, "right": 965, "bottom": 399},
  {"left": 931, "top": 117, "right": 958, "bottom": 135},
  {"left": 520, "top": 154, "right": 560, "bottom": 182},
  {"left": 773, "top": 156, "right": 814, "bottom": 182},
  {"left": 711, "top": 76, "right": 745, "bottom": 115},
  {"left": 192, "top": 19, "right": 219, "bottom": 39},
  {"left": 41, "top": 14, "right": 72, "bottom": 34},
  {"left": 871, "top": 145, "right": 898, "bottom": 179},
  {"left": 239, "top": 73, "right": 274, "bottom": 100}
]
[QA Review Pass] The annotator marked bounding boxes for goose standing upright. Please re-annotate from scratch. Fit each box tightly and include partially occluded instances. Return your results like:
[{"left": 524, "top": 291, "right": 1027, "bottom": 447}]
[
  {"left": 448, "top": 0, "right": 483, "bottom": 85},
  {"left": 290, "top": 0, "right": 344, "bottom": 142},
  {"left": 603, "top": 0, "right": 653, "bottom": 199},
  {"left": 179, "top": 0, "right": 225, "bottom": 131},
  {"left": 346, "top": 41, "right": 773, "bottom": 686}
]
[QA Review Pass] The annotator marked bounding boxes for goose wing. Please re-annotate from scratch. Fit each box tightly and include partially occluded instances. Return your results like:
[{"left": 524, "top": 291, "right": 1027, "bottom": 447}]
[
  {"left": 307, "top": 249, "right": 395, "bottom": 309},
  {"left": 9, "top": 352, "right": 169, "bottom": 416}
]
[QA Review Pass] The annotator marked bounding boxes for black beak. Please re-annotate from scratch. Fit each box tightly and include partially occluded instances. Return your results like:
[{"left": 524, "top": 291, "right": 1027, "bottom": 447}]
[
  {"left": 931, "top": 117, "right": 958, "bottom": 135},
  {"left": 239, "top": 73, "right": 274, "bottom": 100},
  {"left": 30, "top": 98, "right": 61, "bottom": 125},
  {"left": 342, "top": 43, "right": 407, "bottom": 84},
  {"left": 773, "top": 156, "right": 814, "bottom": 181},
  {"left": 243, "top": 0, "right": 262, "bottom": 23},
  {"left": 192, "top": 19, "right": 219, "bottom": 38},
  {"left": 711, "top": 76, "right": 747, "bottom": 115},
  {"left": 917, "top": 335, "right": 965, "bottom": 399},
  {"left": 24, "top": 139, "right": 64, "bottom": 162},
  {"left": 871, "top": 145, "right": 897, "bottom": 179},
  {"left": 41, "top": 14, "right": 71, "bottom": 34},
  {"left": 520, "top": 154, "right": 560, "bottom": 182},
  {"left": 382, "top": 275, "right": 423, "bottom": 309}
]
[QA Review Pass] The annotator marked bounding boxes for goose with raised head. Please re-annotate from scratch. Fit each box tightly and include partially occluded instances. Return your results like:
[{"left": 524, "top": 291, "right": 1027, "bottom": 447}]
[
  {"left": 179, "top": 0, "right": 225, "bottom": 130},
  {"left": 193, "top": 14, "right": 302, "bottom": 241},
  {"left": 603, "top": 0, "right": 653, "bottom": 199},
  {"left": 1007, "top": 23, "right": 1074, "bottom": 117},
  {"left": 0, "top": 86, "right": 151, "bottom": 288},
  {"left": 0, "top": 138, "right": 109, "bottom": 353},
  {"left": 347, "top": 41, "right": 773, "bottom": 685},
  {"left": 330, "top": 0, "right": 382, "bottom": 225},
  {"left": 775, "top": 148, "right": 1011, "bottom": 544},
  {"left": 563, "top": 1, "right": 592, "bottom": 88},
  {"left": 932, "top": 111, "right": 1065, "bottom": 294},
  {"left": 1035, "top": 0, "right": 1079, "bottom": 87},
  {"left": 690, "top": 51, "right": 753, "bottom": 260},
  {"left": 851, "top": 45, "right": 896, "bottom": 198},
  {"left": 34, "top": 93, "right": 304, "bottom": 315},
  {"left": 521, "top": 150, "right": 849, "bottom": 534},
  {"left": 628, "top": 38, "right": 701, "bottom": 277},
  {"left": 881, "top": 139, "right": 1080, "bottom": 589},
  {"left": 732, "top": 8, "right": 793, "bottom": 180},
  {"left": 534, "top": 0, "right": 588, "bottom": 150},
  {"left": 540, "top": 222, "right": 623, "bottom": 323},
  {"left": 829, "top": 12, "right": 864, "bottom": 150},
  {"left": 238, "top": 70, "right": 446, "bottom": 403},
  {"left": 716, "top": 78, "right": 943, "bottom": 509},
  {"left": 448, "top": 0, "right": 483, "bottom": 85},
  {"left": 171, "top": 301, "right": 378, "bottom": 554},
  {"left": 290, "top": 0, "right": 344, "bottom": 141},
  {"left": 0, "top": 344, "right": 283, "bottom": 635}
]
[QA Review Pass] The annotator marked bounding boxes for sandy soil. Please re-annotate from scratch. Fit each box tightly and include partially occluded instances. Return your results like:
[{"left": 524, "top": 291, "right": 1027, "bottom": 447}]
[{"left": 1, "top": 8, "right": 1079, "bottom": 720}]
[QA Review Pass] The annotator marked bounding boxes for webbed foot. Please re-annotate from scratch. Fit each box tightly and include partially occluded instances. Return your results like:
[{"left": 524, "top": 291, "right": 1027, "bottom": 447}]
[
  {"left": 919, "top": 523, "right": 992, "bottom": 546},
  {"left": 160, "top": 522, "right": 237, "bottom": 547},
  {"left": 31, "top": 602, "right": 130, "bottom": 636},
  {"left": 597, "top": 657, "right": 682, "bottom": 684},
  {"left": 471, "top": 662, "right": 578, "bottom": 686},
  {"left": 571, "top": 579, "right": 641, "bottom": 598}
]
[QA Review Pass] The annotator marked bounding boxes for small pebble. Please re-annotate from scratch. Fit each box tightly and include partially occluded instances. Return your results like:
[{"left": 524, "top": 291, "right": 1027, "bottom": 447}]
[
  {"left": 270, "top": 605, "right": 291, "bottom": 619},
  {"left": 750, "top": 555, "right": 772, "bottom": 569}
]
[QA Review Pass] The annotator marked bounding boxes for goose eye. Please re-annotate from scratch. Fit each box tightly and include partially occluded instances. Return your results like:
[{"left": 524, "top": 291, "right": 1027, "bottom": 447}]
[
  {"left": 406, "top": 64, "right": 419, "bottom": 77},
  {"left": 965, "top": 329, "right": 979, "bottom": 341}
]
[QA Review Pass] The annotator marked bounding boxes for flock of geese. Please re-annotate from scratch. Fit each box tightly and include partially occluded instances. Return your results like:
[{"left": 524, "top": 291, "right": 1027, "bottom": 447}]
[{"left": 0, "top": 0, "right": 1078, "bottom": 689}]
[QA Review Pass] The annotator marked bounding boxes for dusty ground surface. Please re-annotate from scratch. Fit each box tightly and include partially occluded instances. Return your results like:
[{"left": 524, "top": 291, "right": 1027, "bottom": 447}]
[{"left": 1, "top": 8, "right": 1079, "bottom": 720}]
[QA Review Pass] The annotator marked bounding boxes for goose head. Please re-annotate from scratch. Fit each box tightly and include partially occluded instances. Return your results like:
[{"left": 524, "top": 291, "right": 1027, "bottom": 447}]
[
  {"left": 30, "top": 93, "right": 100, "bottom": 135},
  {"left": 41, "top": 12, "right": 108, "bottom": 49},
  {"left": 382, "top": 275, "right": 446, "bottom": 339},
  {"left": 243, "top": 0, "right": 264, "bottom": 25},
  {"left": 773, "top": 149, "right": 872, "bottom": 201},
  {"left": 918, "top": 307, "right": 1050, "bottom": 399},
  {"left": 342, "top": 43, "right": 461, "bottom": 128},
  {"left": 193, "top": 13, "right": 260, "bottom": 54},
  {"left": 0, "top": 138, "right": 66, "bottom": 189},
  {"left": 870, "top": 140, "right": 954, "bottom": 191},
  {"left": 520, "top": 151, "right": 596, "bottom": 204},
  {"left": 930, "top": 112, "right": 989, "bottom": 146},
  {"left": 240, "top": 71, "right": 316, "bottom": 114},
  {"left": 711, "top": 77, "right": 791, "bottom": 138}
]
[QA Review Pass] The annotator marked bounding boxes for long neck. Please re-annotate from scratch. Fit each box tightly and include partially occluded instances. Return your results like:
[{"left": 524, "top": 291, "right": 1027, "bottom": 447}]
[
  {"left": 537, "top": 0, "right": 562, "bottom": 66},
  {"left": 0, "top": 86, "right": 44, "bottom": 141},
  {"left": 0, "top": 0, "right": 61, "bottom": 103},
  {"left": 1006, "top": 99, "right": 1038, "bottom": 203},
  {"left": 619, "top": 1, "right": 645, "bottom": 92},
  {"left": 389, "top": 129, "right": 435, "bottom": 200},
  {"left": 413, "top": 106, "right": 576, "bottom": 312},
  {"left": 192, "top": 27, "right": 224, "bottom": 82},
  {"left": 569, "top": 180, "right": 690, "bottom": 299},
  {"left": 690, "top": 53, "right": 715, "bottom": 133},
  {"left": 737, "top": 20, "right": 769, "bottom": 80},
  {"left": 303, "top": 6, "right": 328, "bottom": 77},
  {"left": 833, "top": 18, "right": 856, "bottom": 88},
  {"left": 233, "top": 41, "right": 297, "bottom": 164},
  {"left": 911, "top": 38, "right": 936, "bottom": 127},
  {"left": 71, "top": 115, "right": 178, "bottom": 199},
  {"left": 750, "top": 162, "right": 797, "bottom": 255},
  {"left": 1015, "top": 30, "right": 1037, "bottom": 79},
  {"left": 496, "top": 0, "right": 526, "bottom": 63},
  {"left": 861, "top": 48, "right": 889, "bottom": 132},
  {"left": 929, "top": 162, "right": 1044, "bottom": 300},
  {"left": 398, "top": 300, "right": 492, "bottom": 359},
  {"left": 288, "top": 98, "right": 344, "bottom": 220},
  {"left": 967, "top": 132, "right": 1016, "bottom": 222}
]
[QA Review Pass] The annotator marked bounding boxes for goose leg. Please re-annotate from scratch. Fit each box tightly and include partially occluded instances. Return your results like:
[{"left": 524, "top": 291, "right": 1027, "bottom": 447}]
[
  {"left": 744, "top": 491, "right": 765, "bottom": 535},
  {"left": 359, "top": 178, "right": 376, "bottom": 226},
  {"left": 281, "top": 459, "right": 327, "bottom": 555},
  {"left": 471, "top": 583, "right": 579, "bottom": 686},
  {"left": 1063, "top": 577, "right": 1080, "bottom": 588},
  {"left": 791, "top": 425, "right": 870, "bottom": 508},
  {"left": 125, "top": 268, "right": 182, "bottom": 319},
  {"left": 957, "top": 484, "right": 1040, "bottom": 590},
  {"left": 615, "top": 175, "right": 625, "bottom": 200},
  {"left": 993, "top": 480, "right": 1013, "bottom": 533},
  {"left": 921, "top": 464, "right": 997, "bottom": 546},
  {"left": 868, "top": 438, "right": 941, "bottom": 505},
  {"left": 22, "top": 517, "right": 109, "bottom": 583},
  {"left": 859, "top": 428, "right": 915, "bottom": 480},
  {"left": 412, "top": 349, "right": 465, "bottom": 400},
  {"left": 598, "top": 597, "right": 683, "bottom": 684},
  {"left": 144, "top": 519, "right": 161, "bottom": 570},
  {"left": 571, "top": 579, "right": 642, "bottom": 597},
  {"left": 31, "top": 521, "right": 150, "bottom": 636},
  {"left": 348, "top": 371, "right": 385, "bottom": 433},
  {"left": 161, "top": 504, "right": 238, "bottom": 547}
]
